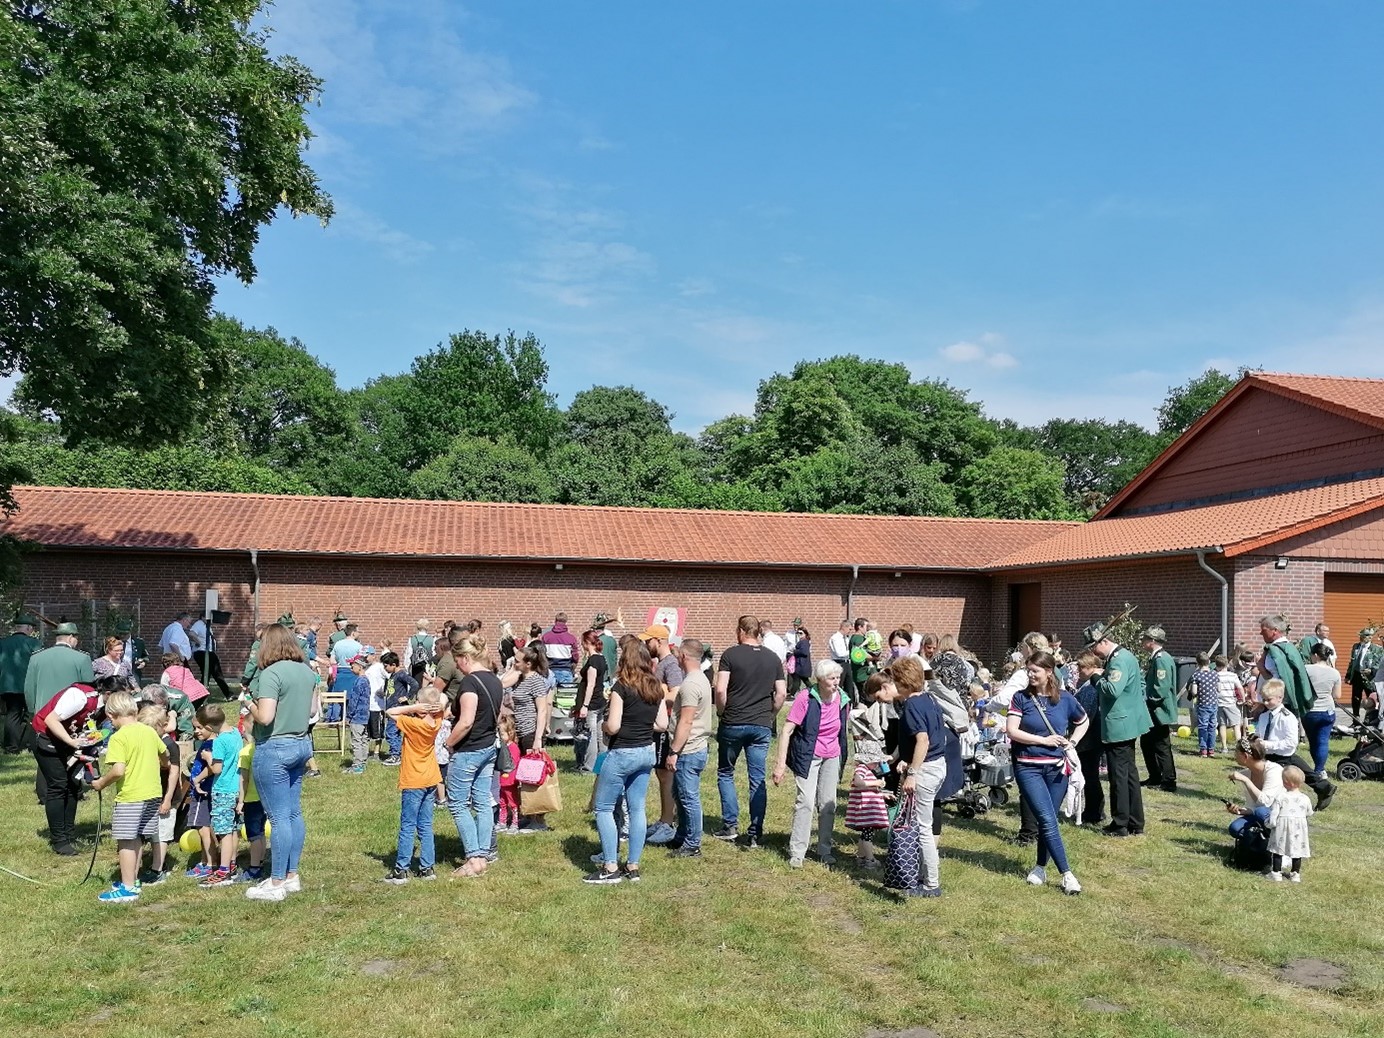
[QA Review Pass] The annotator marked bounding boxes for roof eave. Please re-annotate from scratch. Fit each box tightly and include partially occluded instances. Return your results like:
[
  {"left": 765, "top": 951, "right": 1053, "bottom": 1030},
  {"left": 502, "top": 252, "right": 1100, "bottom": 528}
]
[{"left": 986, "top": 546, "right": 1226, "bottom": 574}]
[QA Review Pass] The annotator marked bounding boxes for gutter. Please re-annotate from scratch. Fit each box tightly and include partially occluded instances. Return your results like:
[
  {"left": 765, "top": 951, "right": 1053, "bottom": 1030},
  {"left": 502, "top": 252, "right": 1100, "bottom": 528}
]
[
  {"left": 249, "top": 548, "right": 260, "bottom": 630},
  {"left": 986, "top": 547, "right": 1223, "bottom": 573},
  {"left": 846, "top": 564, "right": 860, "bottom": 620},
  {"left": 1195, "top": 548, "right": 1229, "bottom": 656}
]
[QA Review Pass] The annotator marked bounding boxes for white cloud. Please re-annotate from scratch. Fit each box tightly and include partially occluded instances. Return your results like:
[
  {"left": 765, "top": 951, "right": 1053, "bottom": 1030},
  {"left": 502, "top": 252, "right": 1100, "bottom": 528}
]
[
  {"left": 327, "top": 201, "right": 434, "bottom": 263},
  {"left": 677, "top": 277, "right": 715, "bottom": 298},
  {"left": 939, "top": 332, "right": 1019, "bottom": 369},
  {"left": 265, "top": 0, "right": 535, "bottom": 150}
]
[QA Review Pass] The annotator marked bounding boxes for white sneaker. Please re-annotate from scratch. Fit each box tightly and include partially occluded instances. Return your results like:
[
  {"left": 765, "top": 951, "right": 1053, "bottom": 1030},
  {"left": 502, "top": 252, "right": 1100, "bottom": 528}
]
[
  {"left": 1289, "top": 872, "right": 1302, "bottom": 884},
  {"left": 1265, "top": 870, "right": 1283, "bottom": 882},
  {"left": 282, "top": 874, "right": 302, "bottom": 893},
  {"left": 245, "top": 879, "right": 287, "bottom": 902},
  {"left": 1060, "top": 871, "right": 1082, "bottom": 896},
  {"left": 1025, "top": 865, "right": 1047, "bottom": 886}
]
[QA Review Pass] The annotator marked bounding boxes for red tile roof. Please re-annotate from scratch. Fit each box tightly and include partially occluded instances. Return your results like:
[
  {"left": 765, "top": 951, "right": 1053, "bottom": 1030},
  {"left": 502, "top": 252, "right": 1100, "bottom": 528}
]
[
  {"left": 1095, "top": 371, "right": 1384, "bottom": 519},
  {"left": 3, "top": 486, "right": 1077, "bottom": 571},
  {"left": 989, "top": 476, "right": 1384, "bottom": 570}
]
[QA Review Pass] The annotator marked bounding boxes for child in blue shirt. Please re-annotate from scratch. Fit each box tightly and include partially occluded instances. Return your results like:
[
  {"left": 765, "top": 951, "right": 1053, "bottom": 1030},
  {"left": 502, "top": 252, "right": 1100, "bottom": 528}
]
[
  {"left": 185, "top": 721, "right": 216, "bottom": 880},
  {"left": 381, "top": 651, "right": 420, "bottom": 767},
  {"left": 199, "top": 703, "right": 243, "bottom": 887},
  {"left": 346, "top": 656, "right": 371, "bottom": 774}
]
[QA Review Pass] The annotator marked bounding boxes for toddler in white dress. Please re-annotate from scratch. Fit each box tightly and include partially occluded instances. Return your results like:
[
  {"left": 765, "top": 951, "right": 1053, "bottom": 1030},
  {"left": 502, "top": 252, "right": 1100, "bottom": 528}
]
[{"left": 1266, "top": 766, "right": 1313, "bottom": 883}]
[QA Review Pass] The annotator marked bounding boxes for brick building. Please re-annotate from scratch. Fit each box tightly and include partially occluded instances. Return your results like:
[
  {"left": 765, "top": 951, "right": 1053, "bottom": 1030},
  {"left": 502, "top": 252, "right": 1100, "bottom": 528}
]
[{"left": 6, "top": 372, "right": 1384, "bottom": 694}]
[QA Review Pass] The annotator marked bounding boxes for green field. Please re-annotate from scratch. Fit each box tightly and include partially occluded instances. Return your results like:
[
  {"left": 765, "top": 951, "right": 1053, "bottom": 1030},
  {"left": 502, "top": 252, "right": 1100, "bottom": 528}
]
[{"left": 0, "top": 734, "right": 1379, "bottom": 1038}]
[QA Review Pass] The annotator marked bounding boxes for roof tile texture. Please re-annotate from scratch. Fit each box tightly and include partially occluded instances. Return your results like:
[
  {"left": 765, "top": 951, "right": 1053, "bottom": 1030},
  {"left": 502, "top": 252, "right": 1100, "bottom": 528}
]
[{"left": 3, "top": 486, "right": 1076, "bottom": 570}]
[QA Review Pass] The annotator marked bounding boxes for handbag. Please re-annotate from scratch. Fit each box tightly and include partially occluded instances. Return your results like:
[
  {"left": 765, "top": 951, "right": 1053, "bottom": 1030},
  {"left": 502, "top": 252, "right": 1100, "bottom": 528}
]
[
  {"left": 883, "top": 791, "right": 920, "bottom": 890},
  {"left": 514, "top": 753, "right": 547, "bottom": 785},
  {"left": 1031, "top": 692, "right": 1081, "bottom": 777},
  {"left": 494, "top": 740, "right": 515, "bottom": 775},
  {"left": 520, "top": 768, "right": 562, "bottom": 814}
]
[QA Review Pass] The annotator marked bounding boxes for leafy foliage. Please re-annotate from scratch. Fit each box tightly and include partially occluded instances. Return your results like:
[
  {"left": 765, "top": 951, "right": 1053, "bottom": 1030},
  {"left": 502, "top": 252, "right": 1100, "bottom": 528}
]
[
  {"left": 1, "top": 0, "right": 332, "bottom": 447},
  {"left": 956, "top": 447, "right": 1077, "bottom": 521},
  {"left": 1157, "top": 368, "right": 1241, "bottom": 438},
  {"left": 10, "top": 440, "right": 317, "bottom": 494}
]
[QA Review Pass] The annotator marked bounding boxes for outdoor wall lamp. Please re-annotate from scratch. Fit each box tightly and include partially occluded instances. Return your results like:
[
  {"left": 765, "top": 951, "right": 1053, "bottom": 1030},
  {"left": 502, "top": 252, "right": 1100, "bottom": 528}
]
[{"left": 1275, "top": 557, "right": 1288, "bottom": 570}]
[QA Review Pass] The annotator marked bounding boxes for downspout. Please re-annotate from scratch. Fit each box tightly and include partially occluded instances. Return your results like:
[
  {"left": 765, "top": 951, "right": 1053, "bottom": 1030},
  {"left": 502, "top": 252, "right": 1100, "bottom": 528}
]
[
  {"left": 846, "top": 564, "right": 860, "bottom": 620},
  {"left": 1195, "top": 549, "right": 1228, "bottom": 655},
  {"left": 249, "top": 548, "right": 261, "bottom": 631}
]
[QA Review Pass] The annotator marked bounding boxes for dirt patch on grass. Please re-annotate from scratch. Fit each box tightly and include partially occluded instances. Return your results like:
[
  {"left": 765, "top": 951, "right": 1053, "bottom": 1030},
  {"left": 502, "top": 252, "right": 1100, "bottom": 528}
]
[
  {"left": 360, "top": 958, "right": 399, "bottom": 977},
  {"left": 862, "top": 1028, "right": 942, "bottom": 1038},
  {"left": 1277, "top": 958, "right": 1347, "bottom": 991},
  {"left": 1081, "top": 998, "right": 1126, "bottom": 1014}
]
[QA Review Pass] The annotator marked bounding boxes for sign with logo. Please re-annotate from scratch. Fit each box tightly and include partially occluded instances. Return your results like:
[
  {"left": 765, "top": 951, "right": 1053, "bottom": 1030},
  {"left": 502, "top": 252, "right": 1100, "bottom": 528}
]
[{"left": 646, "top": 607, "right": 687, "bottom": 640}]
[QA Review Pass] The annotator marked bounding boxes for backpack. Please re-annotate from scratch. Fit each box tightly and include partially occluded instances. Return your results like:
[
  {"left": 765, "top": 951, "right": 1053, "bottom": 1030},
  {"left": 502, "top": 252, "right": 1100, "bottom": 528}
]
[
  {"left": 409, "top": 635, "right": 431, "bottom": 669},
  {"left": 1231, "top": 820, "right": 1270, "bottom": 872},
  {"left": 785, "top": 654, "right": 796, "bottom": 676}
]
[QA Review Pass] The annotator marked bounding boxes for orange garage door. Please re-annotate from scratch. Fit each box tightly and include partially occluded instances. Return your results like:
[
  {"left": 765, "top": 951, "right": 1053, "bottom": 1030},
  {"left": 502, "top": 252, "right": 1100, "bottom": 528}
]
[{"left": 1323, "top": 574, "right": 1384, "bottom": 697}]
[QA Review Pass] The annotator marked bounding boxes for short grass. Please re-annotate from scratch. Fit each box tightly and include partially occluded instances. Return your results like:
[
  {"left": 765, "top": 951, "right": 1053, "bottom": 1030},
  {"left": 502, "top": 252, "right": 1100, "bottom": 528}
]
[{"left": 0, "top": 733, "right": 1380, "bottom": 1038}]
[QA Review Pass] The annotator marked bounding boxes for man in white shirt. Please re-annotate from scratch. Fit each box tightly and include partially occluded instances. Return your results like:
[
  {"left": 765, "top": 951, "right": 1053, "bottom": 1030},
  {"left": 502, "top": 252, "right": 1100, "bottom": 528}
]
[
  {"left": 158, "top": 613, "right": 194, "bottom": 661},
  {"left": 758, "top": 621, "right": 788, "bottom": 664},
  {"left": 188, "top": 616, "right": 232, "bottom": 698},
  {"left": 363, "top": 646, "right": 390, "bottom": 761},
  {"left": 1255, "top": 680, "right": 1334, "bottom": 809},
  {"left": 828, "top": 621, "right": 852, "bottom": 699}
]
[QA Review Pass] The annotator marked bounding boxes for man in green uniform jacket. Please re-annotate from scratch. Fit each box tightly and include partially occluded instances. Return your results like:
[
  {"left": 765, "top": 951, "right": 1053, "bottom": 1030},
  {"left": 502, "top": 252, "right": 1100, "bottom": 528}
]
[
  {"left": 1258, "top": 614, "right": 1314, "bottom": 717},
  {"left": 23, "top": 623, "right": 95, "bottom": 714},
  {"left": 1086, "top": 620, "right": 1150, "bottom": 838},
  {"left": 1140, "top": 626, "right": 1179, "bottom": 792},
  {"left": 328, "top": 612, "right": 349, "bottom": 650},
  {"left": 1345, "top": 627, "right": 1379, "bottom": 721},
  {"left": 0, "top": 615, "right": 42, "bottom": 753},
  {"left": 240, "top": 624, "right": 264, "bottom": 692}
]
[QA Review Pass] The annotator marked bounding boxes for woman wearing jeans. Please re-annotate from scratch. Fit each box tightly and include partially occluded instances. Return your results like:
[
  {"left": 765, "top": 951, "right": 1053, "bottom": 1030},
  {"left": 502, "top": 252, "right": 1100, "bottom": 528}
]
[
  {"left": 892, "top": 656, "right": 947, "bottom": 897},
  {"left": 1006, "top": 651, "right": 1089, "bottom": 896},
  {"left": 585, "top": 641, "right": 668, "bottom": 885},
  {"left": 246, "top": 625, "right": 318, "bottom": 902},
  {"left": 445, "top": 635, "right": 501, "bottom": 878},
  {"left": 1303, "top": 643, "right": 1342, "bottom": 778}
]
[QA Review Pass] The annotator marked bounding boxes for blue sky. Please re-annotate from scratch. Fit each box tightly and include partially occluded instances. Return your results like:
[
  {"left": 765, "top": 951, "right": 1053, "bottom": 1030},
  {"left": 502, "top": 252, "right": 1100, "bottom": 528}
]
[{"left": 205, "top": 0, "right": 1384, "bottom": 434}]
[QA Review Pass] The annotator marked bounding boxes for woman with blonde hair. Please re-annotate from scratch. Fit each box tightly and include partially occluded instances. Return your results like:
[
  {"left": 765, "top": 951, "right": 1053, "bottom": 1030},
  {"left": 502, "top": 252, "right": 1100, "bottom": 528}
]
[{"left": 444, "top": 635, "right": 503, "bottom": 877}]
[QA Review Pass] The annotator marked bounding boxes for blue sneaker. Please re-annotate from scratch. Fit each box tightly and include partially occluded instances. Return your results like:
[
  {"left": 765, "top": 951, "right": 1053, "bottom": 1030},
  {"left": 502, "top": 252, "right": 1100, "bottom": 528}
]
[
  {"left": 645, "top": 821, "right": 677, "bottom": 846},
  {"left": 186, "top": 862, "right": 213, "bottom": 880},
  {"left": 348, "top": 765, "right": 365, "bottom": 775},
  {"left": 98, "top": 882, "right": 139, "bottom": 904}
]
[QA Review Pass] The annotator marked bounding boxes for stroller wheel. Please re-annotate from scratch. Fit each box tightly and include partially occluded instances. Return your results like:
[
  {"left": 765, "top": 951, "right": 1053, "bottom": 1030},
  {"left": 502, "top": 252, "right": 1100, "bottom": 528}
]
[
  {"left": 959, "top": 805, "right": 976, "bottom": 818},
  {"left": 974, "top": 793, "right": 990, "bottom": 815},
  {"left": 989, "top": 786, "right": 1009, "bottom": 807},
  {"left": 1336, "top": 759, "right": 1364, "bottom": 783}
]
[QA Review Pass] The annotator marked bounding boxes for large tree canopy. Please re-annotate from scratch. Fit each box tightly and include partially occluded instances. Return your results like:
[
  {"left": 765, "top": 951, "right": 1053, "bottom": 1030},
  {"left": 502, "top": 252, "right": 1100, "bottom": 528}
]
[{"left": 0, "top": 0, "right": 331, "bottom": 448}]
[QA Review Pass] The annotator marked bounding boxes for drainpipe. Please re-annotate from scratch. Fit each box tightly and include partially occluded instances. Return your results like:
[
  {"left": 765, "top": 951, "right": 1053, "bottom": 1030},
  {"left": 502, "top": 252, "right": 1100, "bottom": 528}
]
[
  {"left": 249, "top": 548, "right": 261, "bottom": 630},
  {"left": 846, "top": 564, "right": 860, "bottom": 620},
  {"left": 1195, "top": 548, "right": 1228, "bottom": 655}
]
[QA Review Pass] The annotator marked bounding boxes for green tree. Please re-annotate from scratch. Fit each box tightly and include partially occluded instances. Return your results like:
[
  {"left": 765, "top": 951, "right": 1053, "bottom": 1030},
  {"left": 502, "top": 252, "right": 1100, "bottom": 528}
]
[
  {"left": 1034, "top": 418, "right": 1158, "bottom": 514},
  {"left": 1, "top": 0, "right": 332, "bottom": 452},
  {"left": 956, "top": 447, "right": 1076, "bottom": 521},
  {"left": 203, "top": 316, "right": 354, "bottom": 474},
  {"left": 409, "top": 437, "right": 555, "bottom": 503},
  {"left": 11, "top": 441, "right": 317, "bottom": 494},
  {"left": 1156, "top": 368, "right": 1241, "bottom": 438}
]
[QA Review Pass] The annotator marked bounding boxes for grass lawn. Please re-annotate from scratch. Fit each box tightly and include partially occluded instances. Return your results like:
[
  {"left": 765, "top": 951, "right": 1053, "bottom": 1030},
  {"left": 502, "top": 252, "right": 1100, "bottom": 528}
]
[{"left": 0, "top": 731, "right": 1380, "bottom": 1038}]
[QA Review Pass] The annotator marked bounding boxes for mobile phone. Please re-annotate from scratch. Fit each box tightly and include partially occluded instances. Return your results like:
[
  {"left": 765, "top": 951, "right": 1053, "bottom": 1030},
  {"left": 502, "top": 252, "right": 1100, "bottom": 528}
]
[{"left": 877, "top": 760, "right": 891, "bottom": 775}]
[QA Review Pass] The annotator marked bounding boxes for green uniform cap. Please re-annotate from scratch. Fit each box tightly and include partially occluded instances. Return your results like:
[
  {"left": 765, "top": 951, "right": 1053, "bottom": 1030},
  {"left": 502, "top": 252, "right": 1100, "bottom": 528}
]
[
  {"left": 1082, "top": 622, "right": 1109, "bottom": 647},
  {"left": 334, "top": 612, "right": 348, "bottom": 622},
  {"left": 54, "top": 622, "right": 80, "bottom": 636},
  {"left": 1140, "top": 625, "right": 1167, "bottom": 643},
  {"left": 13, "top": 613, "right": 40, "bottom": 628},
  {"left": 277, "top": 612, "right": 296, "bottom": 627}
]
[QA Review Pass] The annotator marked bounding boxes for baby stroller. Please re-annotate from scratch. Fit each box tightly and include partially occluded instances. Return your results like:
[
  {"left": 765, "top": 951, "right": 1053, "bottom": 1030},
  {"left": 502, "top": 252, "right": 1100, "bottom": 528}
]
[
  {"left": 1335, "top": 720, "right": 1384, "bottom": 783},
  {"left": 943, "top": 741, "right": 1013, "bottom": 818}
]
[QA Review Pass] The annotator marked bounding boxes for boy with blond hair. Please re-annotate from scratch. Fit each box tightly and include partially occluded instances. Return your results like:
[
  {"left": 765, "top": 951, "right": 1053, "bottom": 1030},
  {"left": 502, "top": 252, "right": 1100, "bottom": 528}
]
[
  {"left": 90, "top": 692, "right": 174, "bottom": 903},
  {"left": 383, "top": 686, "right": 445, "bottom": 883},
  {"left": 198, "top": 702, "right": 243, "bottom": 887},
  {"left": 136, "top": 702, "right": 180, "bottom": 884}
]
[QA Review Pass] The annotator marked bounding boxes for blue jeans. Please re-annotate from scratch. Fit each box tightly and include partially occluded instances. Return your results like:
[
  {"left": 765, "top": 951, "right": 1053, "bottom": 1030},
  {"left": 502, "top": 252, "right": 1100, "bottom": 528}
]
[
  {"left": 252, "top": 734, "right": 313, "bottom": 880},
  {"left": 1197, "top": 705, "right": 1218, "bottom": 753},
  {"left": 385, "top": 716, "right": 402, "bottom": 758},
  {"left": 1014, "top": 761, "right": 1071, "bottom": 873},
  {"left": 673, "top": 747, "right": 708, "bottom": 850},
  {"left": 1228, "top": 804, "right": 1270, "bottom": 837},
  {"left": 595, "top": 745, "right": 655, "bottom": 866},
  {"left": 716, "top": 724, "right": 771, "bottom": 838},
  {"left": 447, "top": 746, "right": 496, "bottom": 859},
  {"left": 1303, "top": 710, "right": 1335, "bottom": 775},
  {"left": 396, "top": 787, "right": 435, "bottom": 870}
]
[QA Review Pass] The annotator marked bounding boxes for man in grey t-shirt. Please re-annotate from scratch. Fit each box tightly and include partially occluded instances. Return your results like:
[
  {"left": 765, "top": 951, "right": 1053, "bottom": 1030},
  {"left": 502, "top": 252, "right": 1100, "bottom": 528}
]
[
  {"left": 666, "top": 638, "right": 713, "bottom": 856},
  {"left": 641, "top": 624, "right": 684, "bottom": 845}
]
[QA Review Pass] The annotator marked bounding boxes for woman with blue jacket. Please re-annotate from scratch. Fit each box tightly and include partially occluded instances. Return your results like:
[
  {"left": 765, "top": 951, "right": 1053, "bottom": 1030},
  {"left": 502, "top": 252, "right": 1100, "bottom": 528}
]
[{"left": 773, "top": 659, "right": 849, "bottom": 868}]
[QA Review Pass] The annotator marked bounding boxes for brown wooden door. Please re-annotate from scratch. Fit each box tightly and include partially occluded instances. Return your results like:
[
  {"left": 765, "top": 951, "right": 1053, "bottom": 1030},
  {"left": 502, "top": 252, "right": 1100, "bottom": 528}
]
[
  {"left": 1322, "top": 574, "right": 1384, "bottom": 696},
  {"left": 1009, "top": 583, "right": 1041, "bottom": 647}
]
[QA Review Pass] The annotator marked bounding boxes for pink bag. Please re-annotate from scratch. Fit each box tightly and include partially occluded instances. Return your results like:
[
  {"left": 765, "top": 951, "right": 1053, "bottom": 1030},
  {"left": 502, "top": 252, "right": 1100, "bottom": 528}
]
[{"left": 514, "top": 753, "right": 548, "bottom": 786}]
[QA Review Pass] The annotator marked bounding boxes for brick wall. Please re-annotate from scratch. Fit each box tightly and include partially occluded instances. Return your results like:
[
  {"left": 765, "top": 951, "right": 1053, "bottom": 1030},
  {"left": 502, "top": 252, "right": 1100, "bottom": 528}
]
[
  {"left": 1114, "top": 389, "right": 1384, "bottom": 514},
  {"left": 1272, "top": 508, "right": 1384, "bottom": 559},
  {"left": 1231, "top": 555, "right": 1324, "bottom": 649},
  {"left": 16, "top": 550, "right": 999, "bottom": 677},
  {"left": 990, "top": 555, "right": 1231, "bottom": 658}
]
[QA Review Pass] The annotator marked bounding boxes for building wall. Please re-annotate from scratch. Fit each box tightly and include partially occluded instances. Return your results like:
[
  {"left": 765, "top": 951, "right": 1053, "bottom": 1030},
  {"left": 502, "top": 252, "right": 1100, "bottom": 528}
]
[
  {"left": 1229, "top": 555, "right": 1325, "bottom": 650},
  {"left": 991, "top": 555, "right": 1231, "bottom": 658},
  {"left": 1114, "top": 390, "right": 1384, "bottom": 514},
  {"left": 17, "top": 550, "right": 998, "bottom": 677},
  {"left": 1272, "top": 508, "right": 1384, "bottom": 559}
]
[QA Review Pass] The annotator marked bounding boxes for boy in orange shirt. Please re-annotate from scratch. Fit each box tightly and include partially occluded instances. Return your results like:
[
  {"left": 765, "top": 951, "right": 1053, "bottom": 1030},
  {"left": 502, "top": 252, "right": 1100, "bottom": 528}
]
[{"left": 383, "top": 686, "right": 445, "bottom": 883}]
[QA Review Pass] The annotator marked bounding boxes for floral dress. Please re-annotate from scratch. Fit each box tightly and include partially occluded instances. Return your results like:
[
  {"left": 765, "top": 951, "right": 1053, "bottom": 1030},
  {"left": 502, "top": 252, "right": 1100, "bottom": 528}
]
[{"left": 1267, "top": 789, "right": 1313, "bottom": 859}]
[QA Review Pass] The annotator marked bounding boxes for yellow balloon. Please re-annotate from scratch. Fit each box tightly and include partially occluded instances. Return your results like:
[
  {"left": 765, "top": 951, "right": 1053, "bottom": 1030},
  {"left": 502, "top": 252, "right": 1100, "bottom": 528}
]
[
  {"left": 179, "top": 829, "right": 201, "bottom": 853},
  {"left": 239, "top": 824, "right": 248, "bottom": 840},
  {"left": 1177, "top": 725, "right": 1191, "bottom": 739},
  {"left": 265, "top": 820, "right": 271, "bottom": 841}
]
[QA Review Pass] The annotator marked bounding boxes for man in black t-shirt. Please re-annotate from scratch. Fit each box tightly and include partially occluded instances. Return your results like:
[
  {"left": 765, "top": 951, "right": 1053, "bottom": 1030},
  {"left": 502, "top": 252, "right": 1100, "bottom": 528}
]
[{"left": 712, "top": 615, "right": 786, "bottom": 846}]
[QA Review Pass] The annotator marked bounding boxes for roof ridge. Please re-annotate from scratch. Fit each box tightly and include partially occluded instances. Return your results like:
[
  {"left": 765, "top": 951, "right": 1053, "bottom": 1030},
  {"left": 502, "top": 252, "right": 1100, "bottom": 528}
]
[{"left": 11, "top": 485, "right": 1077, "bottom": 527}]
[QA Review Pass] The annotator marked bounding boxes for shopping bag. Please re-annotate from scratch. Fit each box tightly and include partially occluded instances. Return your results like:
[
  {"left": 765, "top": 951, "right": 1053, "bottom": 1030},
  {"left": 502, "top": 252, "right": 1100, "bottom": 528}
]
[
  {"left": 520, "top": 770, "right": 563, "bottom": 814},
  {"left": 883, "top": 792, "right": 920, "bottom": 890}
]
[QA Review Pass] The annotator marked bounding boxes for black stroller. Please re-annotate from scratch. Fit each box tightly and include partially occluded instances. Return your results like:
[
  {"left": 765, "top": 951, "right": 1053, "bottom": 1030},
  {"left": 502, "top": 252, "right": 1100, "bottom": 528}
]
[
  {"left": 943, "top": 742, "right": 1013, "bottom": 818},
  {"left": 1335, "top": 720, "right": 1384, "bottom": 783}
]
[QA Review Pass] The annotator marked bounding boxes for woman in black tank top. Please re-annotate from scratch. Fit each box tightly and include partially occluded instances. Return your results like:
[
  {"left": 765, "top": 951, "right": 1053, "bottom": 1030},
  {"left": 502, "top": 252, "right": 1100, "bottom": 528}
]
[{"left": 445, "top": 636, "right": 502, "bottom": 878}]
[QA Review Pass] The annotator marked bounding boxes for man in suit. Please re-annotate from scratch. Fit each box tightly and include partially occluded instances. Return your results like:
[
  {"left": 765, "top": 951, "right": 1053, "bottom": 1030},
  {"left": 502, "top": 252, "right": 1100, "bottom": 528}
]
[
  {"left": 1345, "top": 627, "right": 1379, "bottom": 722},
  {"left": 0, "top": 614, "right": 42, "bottom": 753},
  {"left": 1085, "top": 620, "right": 1150, "bottom": 838},
  {"left": 1139, "top": 626, "right": 1179, "bottom": 793}
]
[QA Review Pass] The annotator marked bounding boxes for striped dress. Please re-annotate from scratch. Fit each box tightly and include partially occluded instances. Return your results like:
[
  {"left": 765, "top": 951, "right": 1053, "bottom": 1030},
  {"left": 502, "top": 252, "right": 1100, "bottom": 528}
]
[{"left": 846, "top": 764, "right": 890, "bottom": 832}]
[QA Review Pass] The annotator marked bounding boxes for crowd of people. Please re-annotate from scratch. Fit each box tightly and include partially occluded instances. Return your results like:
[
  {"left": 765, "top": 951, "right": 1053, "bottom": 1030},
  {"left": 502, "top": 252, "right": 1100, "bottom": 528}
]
[{"left": 0, "top": 603, "right": 1373, "bottom": 903}]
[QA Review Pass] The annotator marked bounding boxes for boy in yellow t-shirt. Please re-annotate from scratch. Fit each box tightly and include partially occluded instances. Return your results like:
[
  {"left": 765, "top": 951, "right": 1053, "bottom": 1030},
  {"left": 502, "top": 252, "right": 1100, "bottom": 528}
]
[
  {"left": 90, "top": 692, "right": 175, "bottom": 904},
  {"left": 237, "top": 739, "right": 268, "bottom": 882}
]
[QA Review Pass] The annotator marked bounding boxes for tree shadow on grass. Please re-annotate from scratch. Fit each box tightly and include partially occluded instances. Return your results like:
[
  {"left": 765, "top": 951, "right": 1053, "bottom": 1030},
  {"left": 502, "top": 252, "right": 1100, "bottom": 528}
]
[
  {"left": 1169, "top": 833, "right": 1229, "bottom": 860},
  {"left": 943, "top": 844, "right": 1025, "bottom": 878},
  {"left": 559, "top": 833, "right": 603, "bottom": 871}
]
